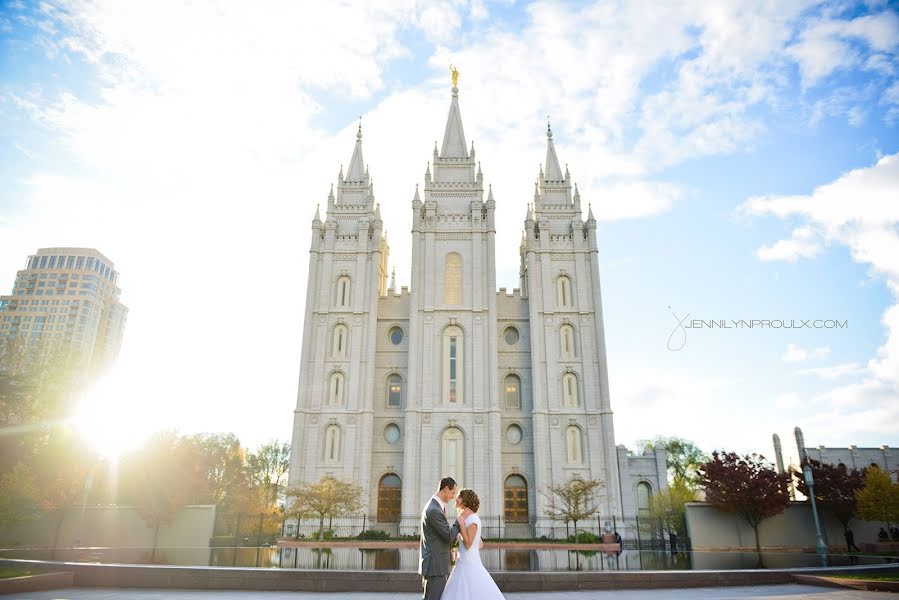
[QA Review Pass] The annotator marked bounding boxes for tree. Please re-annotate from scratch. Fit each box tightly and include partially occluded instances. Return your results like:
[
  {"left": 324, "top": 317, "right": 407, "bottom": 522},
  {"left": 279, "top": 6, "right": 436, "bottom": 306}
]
[
  {"left": 0, "top": 463, "right": 39, "bottom": 526},
  {"left": 120, "top": 432, "right": 208, "bottom": 562},
  {"left": 542, "top": 479, "right": 605, "bottom": 536},
  {"left": 29, "top": 428, "right": 97, "bottom": 554},
  {"left": 0, "top": 338, "right": 82, "bottom": 474},
  {"left": 638, "top": 436, "right": 708, "bottom": 489},
  {"left": 855, "top": 466, "right": 899, "bottom": 529},
  {"left": 794, "top": 459, "right": 866, "bottom": 529},
  {"left": 649, "top": 479, "right": 698, "bottom": 534},
  {"left": 697, "top": 452, "right": 790, "bottom": 555},
  {"left": 285, "top": 478, "right": 364, "bottom": 540},
  {"left": 246, "top": 440, "right": 290, "bottom": 511},
  {"left": 183, "top": 433, "right": 258, "bottom": 514}
]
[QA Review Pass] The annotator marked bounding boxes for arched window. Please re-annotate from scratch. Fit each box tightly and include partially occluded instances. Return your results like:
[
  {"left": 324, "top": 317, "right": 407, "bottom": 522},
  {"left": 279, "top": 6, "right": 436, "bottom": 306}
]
[
  {"left": 504, "top": 374, "right": 521, "bottom": 409},
  {"left": 443, "top": 325, "right": 464, "bottom": 404},
  {"left": 442, "top": 427, "right": 464, "bottom": 485},
  {"left": 562, "top": 372, "right": 579, "bottom": 407},
  {"left": 504, "top": 475, "right": 528, "bottom": 523},
  {"left": 332, "top": 324, "right": 348, "bottom": 358},
  {"left": 636, "top": 482, "right": 652, "bottom": 518},
  {"left": 444, "top": 253, "right": 462, "bottom": 305},
  {"left": 556, "top": 275, "right": 572, "bottom": 308},
  {"left": 560, "top": 324, "right": 575, "bottom": 358},
  {"left": 377, "top": 474, "right": 402, "bottom": 523},
  {"left": 336, "top": 276, "right": 351, "bottom": 308},
  {"left": 324, "top": 424, "right": 341, "bottom": 461},
  {"left": 566, "top": 426, "right": 582, "bottom": 464},
  {"left": 386, "top": 374, "right": 403, "bottom": 408},
  {"left": 328, "top": 372, "right": 345, "bottom": 406}
]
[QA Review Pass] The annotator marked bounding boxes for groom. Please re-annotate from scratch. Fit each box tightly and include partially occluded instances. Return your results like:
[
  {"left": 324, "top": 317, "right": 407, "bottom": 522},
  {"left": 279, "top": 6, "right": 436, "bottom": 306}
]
[{"left": 419, "top": 476, "right": 461, "bottom": 600}]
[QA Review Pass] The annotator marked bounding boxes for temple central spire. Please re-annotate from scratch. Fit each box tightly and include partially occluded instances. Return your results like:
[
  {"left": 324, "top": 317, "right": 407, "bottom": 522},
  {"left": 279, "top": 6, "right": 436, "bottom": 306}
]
[{"left": 440, "top": 85, "right": 468, "bottom": 159}]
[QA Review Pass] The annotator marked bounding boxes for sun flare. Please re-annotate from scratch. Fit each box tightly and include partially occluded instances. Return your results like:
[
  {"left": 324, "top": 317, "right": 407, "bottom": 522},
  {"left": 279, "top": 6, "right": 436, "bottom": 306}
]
[{"left": 70, "top": 371, "right": 153, "bottom": 459}]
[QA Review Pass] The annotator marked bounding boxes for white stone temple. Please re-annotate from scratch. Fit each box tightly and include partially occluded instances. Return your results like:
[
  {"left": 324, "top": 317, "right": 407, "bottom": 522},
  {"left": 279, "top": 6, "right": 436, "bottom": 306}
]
[{"left": 288, "top": 83, "right": 667, "bottom": 527}]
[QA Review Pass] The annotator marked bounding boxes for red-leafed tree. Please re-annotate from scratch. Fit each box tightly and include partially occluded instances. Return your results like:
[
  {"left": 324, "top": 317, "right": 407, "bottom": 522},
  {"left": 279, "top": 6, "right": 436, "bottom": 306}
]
[
  {"left": 794, "top": 459, "right": 866, "bottom": 529},
  {"left": 697, "top": 452, "right": 791, "bottom": 554}
]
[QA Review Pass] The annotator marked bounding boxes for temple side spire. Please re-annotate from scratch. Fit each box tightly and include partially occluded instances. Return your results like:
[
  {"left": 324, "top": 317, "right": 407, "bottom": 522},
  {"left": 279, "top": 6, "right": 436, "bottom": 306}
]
[
  {"left": 346, "top": 121, "right": 366, "bottom": 181},
  {"left": 544, "top": 119, "right": 563, "bottom": 181}
]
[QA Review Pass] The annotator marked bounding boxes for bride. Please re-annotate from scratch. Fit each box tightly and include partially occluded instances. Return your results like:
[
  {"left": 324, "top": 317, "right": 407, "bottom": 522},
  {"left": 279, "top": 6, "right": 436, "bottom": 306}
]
[{"left": 442, "top": 489, "right": 506, "bottom": 600}]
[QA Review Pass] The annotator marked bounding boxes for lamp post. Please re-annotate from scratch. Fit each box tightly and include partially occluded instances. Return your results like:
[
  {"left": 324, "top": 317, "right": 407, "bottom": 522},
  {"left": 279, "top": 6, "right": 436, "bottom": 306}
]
[
  {"left": 795, "top": 427, "right": 827, "bottom": 566},
  {"left": 801, "top": 464, "right": 828, "bottom": 566}
]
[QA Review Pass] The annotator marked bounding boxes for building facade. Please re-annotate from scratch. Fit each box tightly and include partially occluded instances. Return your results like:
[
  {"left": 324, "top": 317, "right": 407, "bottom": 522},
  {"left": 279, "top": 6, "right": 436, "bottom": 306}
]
[
  {"left": 805, "top": 446, "right": 899, "bottom": 482},
  {"left": 0, "top": 247, "right": 128, "bottom": 378},
  {"left": 288, "top": 85, "right": 665, "bottom": 526}
]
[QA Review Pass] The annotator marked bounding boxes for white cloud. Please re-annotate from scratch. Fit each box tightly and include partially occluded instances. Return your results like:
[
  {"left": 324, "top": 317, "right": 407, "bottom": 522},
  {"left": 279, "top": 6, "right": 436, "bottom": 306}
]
[
  {"left": 757, "top": 226, "right": 822, "bottom": 262},
  {"left": 740, "top": 154, "right": 899, "bottom": 442},
  {"left": 782, "top": 343, "right": 831, "bottom": 362},
  {"left": 797, "top": 362, "right": 865, "bottom": 379},
  {"left": 787, "top": 10, "right": 899, "bottom": 88}
]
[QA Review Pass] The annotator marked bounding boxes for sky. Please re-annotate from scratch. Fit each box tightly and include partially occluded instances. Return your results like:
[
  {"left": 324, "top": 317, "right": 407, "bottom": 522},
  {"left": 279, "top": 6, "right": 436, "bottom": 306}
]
[{"left": 0, "top": 0, "right": 897, "bottom": 466}]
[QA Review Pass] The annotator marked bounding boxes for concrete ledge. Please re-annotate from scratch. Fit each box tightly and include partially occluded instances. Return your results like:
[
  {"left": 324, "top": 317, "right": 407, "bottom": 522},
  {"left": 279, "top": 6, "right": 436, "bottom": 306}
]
[
  {"left": 0, "top": 571, "right": 74, "bottom": 594},
  {"left": 793, "top": 573, "right": 899, "bottom": 592},
  {"left": 1, "top": 558, "right": 898, "bottom": 593}
]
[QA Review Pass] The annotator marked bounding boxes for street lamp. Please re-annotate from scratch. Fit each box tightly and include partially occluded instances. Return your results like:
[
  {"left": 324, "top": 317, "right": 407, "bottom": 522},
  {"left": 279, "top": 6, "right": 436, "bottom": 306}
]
[
  {"left": 801, "top": 461, "right": 828, "bottom": 566},
  {"left": 795, "top": 427, "right": 827, "bottom": 567}
]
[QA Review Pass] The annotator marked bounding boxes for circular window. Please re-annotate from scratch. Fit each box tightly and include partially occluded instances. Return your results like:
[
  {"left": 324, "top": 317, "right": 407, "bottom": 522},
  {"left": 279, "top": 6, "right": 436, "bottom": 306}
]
[
  {"left": 389, "top": 327, "right": 404, "bottom": 345},
  {"left": 506, "top": 424, "right": 523, "bottom": 445},
  {"left": 384, "top": 423, "right": 401, "bottom": 444},
  {"left": 504, "top": 326, "right": 519, "bottom": 345}
]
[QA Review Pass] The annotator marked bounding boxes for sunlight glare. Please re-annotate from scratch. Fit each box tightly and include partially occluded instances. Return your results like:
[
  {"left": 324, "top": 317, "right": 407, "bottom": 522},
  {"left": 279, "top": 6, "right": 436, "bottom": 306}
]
[{"left": 70, "top": 370, "right": 152, "bottom": 459}]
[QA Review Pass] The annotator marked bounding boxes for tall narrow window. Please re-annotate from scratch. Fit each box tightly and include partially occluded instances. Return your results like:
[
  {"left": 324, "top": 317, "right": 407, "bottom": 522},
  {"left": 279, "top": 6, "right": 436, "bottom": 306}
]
[
  {"left": 504, "top": 374, "right": 521, "bottom": 409},
  {"left": 636, "top": 482, "right": 652, "bottom": 519},
  {"left": 443, "top": 326, "right": 464, "bottom": 404},
  {"left": 325, "top": 425, "right": 341, "bottom": 461},
  {"left": 329, "top": 372, "right": 345, "bottom": 406},
  {"left": 442, "top": 427, "right": 464, "bottom": 486},
  {"left": 444, "top": 253, "right": 462, "bottom": 305},
  {"left": 560, "top": 324, "right": 575, "bottom": 358},
  {"left": 332, "top": 324, "right": 348, "bottom": 358},
  {"left": 566, "top": 426, "right": 582, "bottom": 463},
  {"left": 562, "top": 372, "right": 579, "bottom": 407},
  {"left": 387, "top": 374, "right": 402, "bottom": 407},
  {"left": 557, "top": 276, "right": 572, "bottom": 308},
  {"left": 336, "top": 276, "right": 351, "bottom": 308}
]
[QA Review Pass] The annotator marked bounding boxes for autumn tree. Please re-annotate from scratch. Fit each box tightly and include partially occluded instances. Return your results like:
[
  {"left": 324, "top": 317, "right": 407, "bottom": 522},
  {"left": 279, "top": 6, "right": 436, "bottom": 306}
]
[
  {"left": 856, "top": 466, "right": 899, "bottom": 530},
  {"left": 649, "top": 479, "right": 698, "bottom": 534},
  {"left": 183, "top": 433, "right": 259, "bottom": 514},
  {"left": 120, "top": 432, "right": 209, "bottom": 562},
  {"left": 542, "top": 479, "right": 605, "bottom": 537},
  {"left": 29, "top": 428, "right": 97, "bottom": 553},
  {"left": 638, "top": 436, "right": 708, "bottom": 489},
  {"left": 794, "top": 459, "right": 866, "bottom": 529},
  {"left": 285, "top": 478, "right": 364, "bottom": 540},
  {"left": 0, "top": 463, "right": 39, "bottom": 526},
  {"left": 246, "top": 440, "right": 290, "bottom": 511},
  {"left": 0, "top": 338, "right": 82, "bottom": 474},
  {"left": 697, "top": 452, "right": 790, "bottom": 554}
]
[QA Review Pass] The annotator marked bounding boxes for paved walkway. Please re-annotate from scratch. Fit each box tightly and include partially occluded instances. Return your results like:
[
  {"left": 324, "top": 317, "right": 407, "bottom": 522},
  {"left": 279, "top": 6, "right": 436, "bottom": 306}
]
[{"left": 3, "top": 586, "right": 891, "bottom": 599}]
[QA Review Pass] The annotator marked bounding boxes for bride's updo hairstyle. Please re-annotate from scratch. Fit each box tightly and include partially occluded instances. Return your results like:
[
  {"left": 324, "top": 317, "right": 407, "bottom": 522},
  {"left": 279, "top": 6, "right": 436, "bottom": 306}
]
[{"left": 458, "top": 488, "right": 480, "bottom": 512}]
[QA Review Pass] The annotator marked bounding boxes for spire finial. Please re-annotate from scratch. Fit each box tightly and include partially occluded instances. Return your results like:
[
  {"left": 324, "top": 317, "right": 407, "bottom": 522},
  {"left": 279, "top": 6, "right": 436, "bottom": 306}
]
[
  {"left": 547, "top": 115, "right": 552, "bottom": 139},
  {"left": 357, "top": 116, "right": 362, "bottom": 140}
]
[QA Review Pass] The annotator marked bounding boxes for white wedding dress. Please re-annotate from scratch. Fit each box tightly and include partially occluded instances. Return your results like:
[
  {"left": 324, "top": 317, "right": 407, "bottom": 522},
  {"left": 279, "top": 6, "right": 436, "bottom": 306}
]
[{"left": 442, "top": 514, "right": 505, "bottom": 600}]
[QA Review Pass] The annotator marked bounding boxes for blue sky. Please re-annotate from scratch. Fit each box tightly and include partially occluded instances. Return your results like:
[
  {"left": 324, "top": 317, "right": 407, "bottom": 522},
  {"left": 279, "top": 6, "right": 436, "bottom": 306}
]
[{"left": 1, "top": 0, "right": 897, "bottom": 465}]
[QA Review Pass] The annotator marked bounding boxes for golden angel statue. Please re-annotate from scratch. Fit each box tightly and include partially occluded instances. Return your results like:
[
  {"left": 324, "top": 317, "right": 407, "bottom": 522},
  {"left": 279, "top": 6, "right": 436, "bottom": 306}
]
[{"left": 450, "top": 64, "right": 459, "bottom": 87}]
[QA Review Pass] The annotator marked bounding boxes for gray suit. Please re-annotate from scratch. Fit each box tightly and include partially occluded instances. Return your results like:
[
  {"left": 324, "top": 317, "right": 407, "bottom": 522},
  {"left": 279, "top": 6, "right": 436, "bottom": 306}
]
[{"left": 419, "top": 496, "right": 461, "bottom": 600}]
